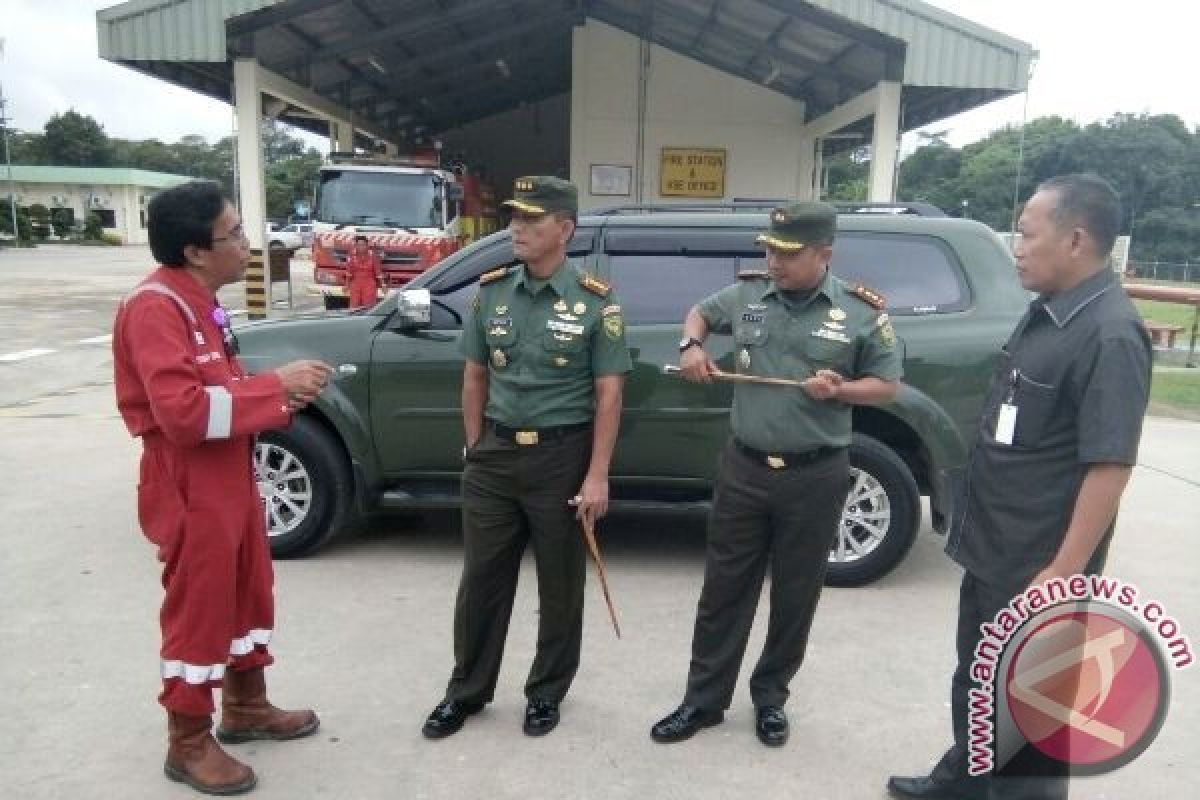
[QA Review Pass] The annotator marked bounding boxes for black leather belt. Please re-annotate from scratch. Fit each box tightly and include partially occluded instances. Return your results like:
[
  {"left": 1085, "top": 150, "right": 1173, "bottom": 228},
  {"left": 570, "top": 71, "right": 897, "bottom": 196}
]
[
  {"left": 733, "top": 438, "right": 842, "bottom": 469},
  {"left": 489, "top": 420, "right": 591, "bottom": 446}
]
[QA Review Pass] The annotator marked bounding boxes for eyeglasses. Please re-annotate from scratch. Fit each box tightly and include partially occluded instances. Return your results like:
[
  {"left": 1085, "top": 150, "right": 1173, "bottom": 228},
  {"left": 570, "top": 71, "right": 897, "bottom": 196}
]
[{"left": 212, "top": 223, "right": 248, "bottom": 244}]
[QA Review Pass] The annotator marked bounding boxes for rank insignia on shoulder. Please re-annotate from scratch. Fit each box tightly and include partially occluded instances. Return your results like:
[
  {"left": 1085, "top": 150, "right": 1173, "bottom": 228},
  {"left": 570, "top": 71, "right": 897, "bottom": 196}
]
[
  {"left": 601, "top": 304, "right": 621, "bottom": 316},
  {"left": 737, "top": 270, "right": 769, "bottom": 280},
  {"left": 579, "top": 273, "right": 610, "bottom": 297},
  {"left": 851, "top": 283, "right": 886, "bottom": 310},
  {"left": 479, "top": 267, "right": 510, "bottom": 285}
]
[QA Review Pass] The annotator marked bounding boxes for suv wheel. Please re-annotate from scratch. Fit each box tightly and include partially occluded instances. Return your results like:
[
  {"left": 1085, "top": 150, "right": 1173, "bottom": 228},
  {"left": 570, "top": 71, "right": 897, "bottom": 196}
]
[
  {"left": 826, "top": 434, "right": 920, "bottom": 587},
  {"left": 255, "top": 416, "right": 354, "bottom": 557}
]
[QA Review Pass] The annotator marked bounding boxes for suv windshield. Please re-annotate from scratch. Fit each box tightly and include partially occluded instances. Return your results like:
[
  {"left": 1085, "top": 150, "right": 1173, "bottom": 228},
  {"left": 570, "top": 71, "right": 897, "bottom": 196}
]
[{"left": 317, "top": 170, "right": 442, "bottom": 229}]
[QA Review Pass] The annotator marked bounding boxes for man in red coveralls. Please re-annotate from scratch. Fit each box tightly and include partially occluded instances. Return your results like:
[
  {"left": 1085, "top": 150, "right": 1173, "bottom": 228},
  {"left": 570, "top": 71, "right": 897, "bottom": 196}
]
[
  {"left": 113, "top": 180, "right": 333, "bottom": 795},
  {"left": 346, "top": 234, "right": 383, "bottom": 308}
]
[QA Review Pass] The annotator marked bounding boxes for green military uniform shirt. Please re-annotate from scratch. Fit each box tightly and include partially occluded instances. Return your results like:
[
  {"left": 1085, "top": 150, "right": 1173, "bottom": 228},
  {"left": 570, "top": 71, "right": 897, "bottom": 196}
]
[
  {"left": 697, "top": 268, "right": 903, "bottom": 452},
  {"left": 461, "top": 261, "right": 632, "bottom": 427}
]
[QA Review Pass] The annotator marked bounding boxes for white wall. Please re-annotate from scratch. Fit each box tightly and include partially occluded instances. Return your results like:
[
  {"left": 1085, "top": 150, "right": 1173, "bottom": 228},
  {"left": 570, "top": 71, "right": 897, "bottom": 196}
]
[
  {"left": 439, "top": 94, "right": 571, "bottom": 202},
  {"left": 570, "top": 19, "right": 812, "bottom": 211},
  {"left": 9, "top": 182, "right": 154, "bottom": 244}
]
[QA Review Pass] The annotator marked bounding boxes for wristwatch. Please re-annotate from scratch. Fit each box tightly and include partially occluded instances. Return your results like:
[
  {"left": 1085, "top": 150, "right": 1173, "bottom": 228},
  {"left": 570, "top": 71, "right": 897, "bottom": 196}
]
[{"left": 678, "top": 336, "right": 704, "bottom": 353}]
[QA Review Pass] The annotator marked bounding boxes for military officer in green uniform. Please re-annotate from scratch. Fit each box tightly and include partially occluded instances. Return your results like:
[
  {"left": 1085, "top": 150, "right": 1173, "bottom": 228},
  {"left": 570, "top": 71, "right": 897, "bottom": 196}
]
[
  {"left": 422, "top": 176, "right": 632, "bottom": 740},
  {"left": 651, "top": 202, "right": 903, "bottom": 747}
]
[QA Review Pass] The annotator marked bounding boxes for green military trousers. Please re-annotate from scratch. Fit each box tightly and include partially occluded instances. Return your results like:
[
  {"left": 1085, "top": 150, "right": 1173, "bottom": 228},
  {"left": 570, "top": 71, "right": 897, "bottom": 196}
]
[
  {"left": 684, "top": 438, "right": 850, "bottom": 711},
  {"left": 444, "top": 424, "right": 591, "bottom": 706}
]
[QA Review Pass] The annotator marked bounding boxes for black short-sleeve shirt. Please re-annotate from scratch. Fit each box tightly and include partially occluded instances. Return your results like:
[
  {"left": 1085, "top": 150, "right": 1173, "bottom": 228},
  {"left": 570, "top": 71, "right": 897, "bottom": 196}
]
[{"left": 945, "top": 268, "right": 1152, "bottom": 589}]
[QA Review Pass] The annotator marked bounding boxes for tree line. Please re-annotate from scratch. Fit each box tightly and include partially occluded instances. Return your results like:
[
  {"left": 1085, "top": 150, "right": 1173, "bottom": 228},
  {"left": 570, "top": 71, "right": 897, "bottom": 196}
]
[
  {"left": 7, "top": 109, "right": 1200, "bottom": 262},
  {"left": 825, "top": 112, "right": 1200, "bottom": 263},
  {"left": 5, "top": 110, "right": 321, "bottom": 225}
]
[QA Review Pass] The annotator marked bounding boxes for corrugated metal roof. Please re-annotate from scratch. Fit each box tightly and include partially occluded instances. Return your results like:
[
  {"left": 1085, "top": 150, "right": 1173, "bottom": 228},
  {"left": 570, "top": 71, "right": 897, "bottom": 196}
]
[
  {"left": 807, "top": 0, "right": 1033, "bottom": 89},
  {"left": 97, "top": 0, "right": 281, "bottom": 62},
  {"left": 3, "top": 166, "right": 194, "bottom": 188},
  {"left": 95, "top": 0, "right": 1034, "bottom": 139}
]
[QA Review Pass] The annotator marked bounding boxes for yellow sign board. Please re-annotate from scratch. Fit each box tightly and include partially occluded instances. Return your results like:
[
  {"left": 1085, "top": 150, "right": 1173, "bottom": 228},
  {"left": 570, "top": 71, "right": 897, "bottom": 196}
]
[{"left": 660, "top": 147, "right": 726, "bottom": 198}]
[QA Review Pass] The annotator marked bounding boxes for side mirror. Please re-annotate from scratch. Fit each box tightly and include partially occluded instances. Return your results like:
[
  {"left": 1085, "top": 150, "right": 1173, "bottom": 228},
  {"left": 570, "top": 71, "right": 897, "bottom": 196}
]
[{"left": 389, "top": 288, "right": 432, "bottom": 329}]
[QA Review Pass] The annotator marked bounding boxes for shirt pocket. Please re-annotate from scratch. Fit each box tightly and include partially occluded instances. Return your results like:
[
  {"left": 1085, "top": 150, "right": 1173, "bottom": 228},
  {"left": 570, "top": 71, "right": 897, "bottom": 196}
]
[
  {"left": 1012, "top": 372, "right": 1059, "bottom": 446},
  {"left": 733, "top": 322, "right": 769, "bottom": 348},
  {"left": 804, "top": 334, "right": 853, "bottom": 370},
  {"left": 484, "top": 323, "right": 518, "bottom": 349},
  {"left": 542, "top": 327, "right": 589, "bottom": 368}
]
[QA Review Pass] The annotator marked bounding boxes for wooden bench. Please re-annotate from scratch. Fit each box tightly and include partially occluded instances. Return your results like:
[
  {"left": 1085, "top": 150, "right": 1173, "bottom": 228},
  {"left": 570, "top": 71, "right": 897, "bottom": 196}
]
[{"left": 1144, "top": 321, "right": 1185, "bottom": 349}]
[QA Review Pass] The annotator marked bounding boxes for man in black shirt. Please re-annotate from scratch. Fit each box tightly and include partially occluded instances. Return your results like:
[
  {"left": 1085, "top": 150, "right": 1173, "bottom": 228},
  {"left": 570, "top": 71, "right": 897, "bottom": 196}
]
[{"left": 888, "top": 174, "right": 1152, "bottom": 800}]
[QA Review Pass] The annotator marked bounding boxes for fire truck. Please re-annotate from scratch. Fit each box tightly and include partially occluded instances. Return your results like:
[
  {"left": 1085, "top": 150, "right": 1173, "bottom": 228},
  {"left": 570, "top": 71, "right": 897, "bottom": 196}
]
[{"left": 309, "top": 151, "right": 499, "bottom": 309}]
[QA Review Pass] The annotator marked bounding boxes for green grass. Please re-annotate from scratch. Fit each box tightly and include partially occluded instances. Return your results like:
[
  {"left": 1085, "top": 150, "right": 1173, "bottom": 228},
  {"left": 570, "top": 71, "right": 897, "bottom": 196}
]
[
  {"left": 1151, "top": 368, "right": 1200, "bottom": 411},
  {"left": 1134, "top": 299, "right": 1199, "bottom": 330}
]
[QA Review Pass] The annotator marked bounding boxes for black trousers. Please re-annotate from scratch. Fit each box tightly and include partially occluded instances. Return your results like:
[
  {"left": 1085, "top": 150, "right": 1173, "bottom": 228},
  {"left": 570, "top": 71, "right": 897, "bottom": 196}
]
[
  {"left": 930, "top": 572, "right": 1070, "bottom": 799},
  {"left": 683, "top": 439, "right": 850, "bottom": 710},
  {"left": 443, "top": 425, "right": 590, "bottom": 706}
]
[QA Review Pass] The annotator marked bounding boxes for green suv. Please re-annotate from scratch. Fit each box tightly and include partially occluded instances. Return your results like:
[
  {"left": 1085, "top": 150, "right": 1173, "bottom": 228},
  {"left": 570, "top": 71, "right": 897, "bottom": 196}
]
[{"left": 238, "top": 206, "right": 1027, "bottom": 585}]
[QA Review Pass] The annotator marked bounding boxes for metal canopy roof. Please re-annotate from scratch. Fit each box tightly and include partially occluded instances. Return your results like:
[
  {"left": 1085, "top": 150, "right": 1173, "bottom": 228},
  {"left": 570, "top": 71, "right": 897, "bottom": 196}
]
[{"left": 98, "top": 0, "right": 1033, "bottom": 144}]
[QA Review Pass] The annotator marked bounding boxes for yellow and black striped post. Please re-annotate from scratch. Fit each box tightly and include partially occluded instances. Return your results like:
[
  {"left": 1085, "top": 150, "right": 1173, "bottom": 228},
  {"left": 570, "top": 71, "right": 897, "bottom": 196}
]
[{"left": 245, "top": 248, "right": 268, "bottom": 319}]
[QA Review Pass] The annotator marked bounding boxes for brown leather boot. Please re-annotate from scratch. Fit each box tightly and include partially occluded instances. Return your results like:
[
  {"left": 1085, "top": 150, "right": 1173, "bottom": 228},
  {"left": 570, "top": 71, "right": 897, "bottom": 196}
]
[
  {"left": 165, "top": 712, "right": 257, "bottom": 795},
  {"left": 216, "top": 667, "right": 319, "bottom": 744}
]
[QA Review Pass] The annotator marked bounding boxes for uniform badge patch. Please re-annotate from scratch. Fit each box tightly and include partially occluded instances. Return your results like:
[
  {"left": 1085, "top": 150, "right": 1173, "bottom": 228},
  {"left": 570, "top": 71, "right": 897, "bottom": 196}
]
[
  {"left": 601, "top": 304, "right": 621, "bottom": 316},
  {"left": 492, "top": 349, "right": 507, "bottom": 368},
  {"left": 554, "top": 356, "right": 569, "bottom": 367},
  {"left": 741, "top": 312, "right": 765, "bottom": 323},
  {"left": 495, "top": 305, "right": 508, "bottom": 315},
  {"left": 573, "top": 301, "right": 587, "bottom": 315},
  {"left": 876, "top": 314, "right": 897, "bottom": 348},
  {"left": 829, "top": 308, "right": 847, "bottom": 321},
  {"left": 603, "top": 315, "right": 623, "bottom": 340},
  {"left": 738, "top": 348, "right": 751, "bottom": 371},
  {"left": 554, "top": 299, "right": 568, "bottom": 313}
]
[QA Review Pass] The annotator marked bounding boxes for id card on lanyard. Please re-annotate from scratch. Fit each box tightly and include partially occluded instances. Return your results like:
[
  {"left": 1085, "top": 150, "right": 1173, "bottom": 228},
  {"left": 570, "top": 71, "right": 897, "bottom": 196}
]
[{"left": 995, "top": 368, "right": 1018, "bottom": 445}]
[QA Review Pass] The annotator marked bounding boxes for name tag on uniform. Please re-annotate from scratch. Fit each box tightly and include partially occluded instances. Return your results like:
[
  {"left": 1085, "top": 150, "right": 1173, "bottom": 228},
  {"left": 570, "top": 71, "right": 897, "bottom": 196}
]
[
  {"left": 995, "top": 403, "right": 1017, "bottom": 445},
  {"left": 811, "top": 328, "right": 850, "bottom": 343},
  {"left": 741, "top": 312, "right": 765, "bottom": 323},
  {"left": 547, "top": 319, "right": 584, "bottom": 335}
]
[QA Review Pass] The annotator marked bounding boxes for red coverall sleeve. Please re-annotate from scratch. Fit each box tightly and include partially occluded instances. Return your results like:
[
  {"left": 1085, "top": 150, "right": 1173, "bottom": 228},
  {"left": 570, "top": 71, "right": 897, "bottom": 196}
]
[{"left": 124, "top": 299, "right": 290, "bottom": 448}]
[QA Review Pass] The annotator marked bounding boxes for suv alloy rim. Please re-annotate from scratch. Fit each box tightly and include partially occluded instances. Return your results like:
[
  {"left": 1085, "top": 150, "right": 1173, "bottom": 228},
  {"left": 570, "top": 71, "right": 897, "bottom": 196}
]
[
  {"left": 254, "top": 442, "right": 312, "bottom": 537},
  {"left": 835, "top": 467, "right": 891, "bottom": 563}
]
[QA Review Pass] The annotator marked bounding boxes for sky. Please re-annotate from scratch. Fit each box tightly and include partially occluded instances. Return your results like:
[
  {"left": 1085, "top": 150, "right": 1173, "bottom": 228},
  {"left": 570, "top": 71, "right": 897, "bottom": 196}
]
[{"left": 2, "top": 0, "right": 1198, "bottom": 152}]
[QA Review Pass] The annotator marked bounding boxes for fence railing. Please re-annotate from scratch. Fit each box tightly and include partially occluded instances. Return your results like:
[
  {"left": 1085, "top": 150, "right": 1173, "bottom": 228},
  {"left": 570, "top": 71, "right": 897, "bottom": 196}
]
[{"left": 1127, "top": 262, "right": 1199, "bottom": 284}]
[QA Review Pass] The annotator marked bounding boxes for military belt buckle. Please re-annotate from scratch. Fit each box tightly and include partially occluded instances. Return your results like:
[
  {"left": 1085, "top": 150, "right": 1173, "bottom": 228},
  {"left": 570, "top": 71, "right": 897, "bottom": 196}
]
[
  {"left": 515, "top": 430, "right": 539, "bottom": 446},
  {"left": 766, "top": 455, "right": 787, "bottom": 469}
]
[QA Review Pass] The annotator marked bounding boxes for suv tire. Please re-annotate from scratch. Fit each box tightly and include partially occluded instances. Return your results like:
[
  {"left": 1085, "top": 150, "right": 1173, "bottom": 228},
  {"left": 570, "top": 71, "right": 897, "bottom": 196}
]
[
  {"left": 256, "top": 416, "right": 354, "bottom": 558},
  {"left": 826, "top": 434, "right": 920, "bottom": 587}
]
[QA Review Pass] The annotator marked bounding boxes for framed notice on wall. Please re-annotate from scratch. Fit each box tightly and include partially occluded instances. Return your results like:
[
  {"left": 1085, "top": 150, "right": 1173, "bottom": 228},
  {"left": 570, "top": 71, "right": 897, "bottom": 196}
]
[
  {"left": 660, "top": 147, "right": 726, "bottom": 198},
  {"left": 590, "top": 164, "right": 632, "bottom": 196}
]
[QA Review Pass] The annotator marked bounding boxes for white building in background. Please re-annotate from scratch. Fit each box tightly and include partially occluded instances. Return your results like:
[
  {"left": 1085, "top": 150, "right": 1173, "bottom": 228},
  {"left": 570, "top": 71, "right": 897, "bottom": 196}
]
[{"left": 4, "top": 166, "right": 193, "bottom": 244}]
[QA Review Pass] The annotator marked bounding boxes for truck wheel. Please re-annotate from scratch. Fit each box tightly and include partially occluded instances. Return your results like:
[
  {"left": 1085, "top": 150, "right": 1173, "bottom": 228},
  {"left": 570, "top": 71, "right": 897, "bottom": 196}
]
[
  {"left": 323, "top": 295, "right": 348, "bottom": 311},
  {"left": 825, "top": 434, "right": 920, "bottom": 587},
  {"left": 255, "top": 416, "right": 354, "bottom": 558}
]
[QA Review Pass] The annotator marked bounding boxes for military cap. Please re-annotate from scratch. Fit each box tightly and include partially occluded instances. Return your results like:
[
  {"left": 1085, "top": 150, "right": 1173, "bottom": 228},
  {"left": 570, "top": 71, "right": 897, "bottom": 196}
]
[
  {"left": 502, "top": 175, "right": 578, "bottom": 215},
  {"left": 756, "top": 202, "right": 837, "bottom": 251}
]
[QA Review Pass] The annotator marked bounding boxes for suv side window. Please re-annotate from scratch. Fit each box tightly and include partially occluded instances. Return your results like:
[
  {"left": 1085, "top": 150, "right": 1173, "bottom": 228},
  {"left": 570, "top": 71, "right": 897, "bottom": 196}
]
[
  {"left": 604, "top": 228, "right": 755, "bottom": 324},
  {"left": 738, "top": 232, "right": 970, "bottom": 315},
  {"left": 426, "top": 228, "right": 596, "bottom": 329}
]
